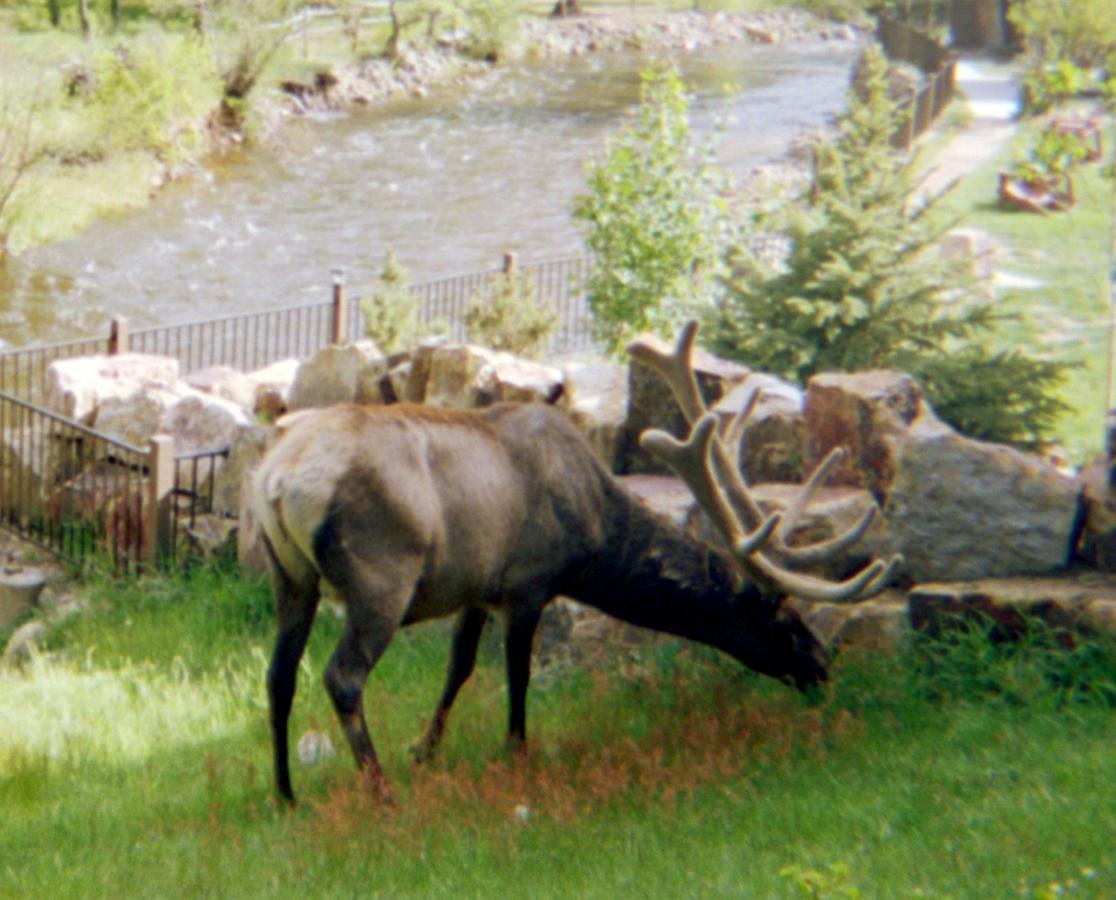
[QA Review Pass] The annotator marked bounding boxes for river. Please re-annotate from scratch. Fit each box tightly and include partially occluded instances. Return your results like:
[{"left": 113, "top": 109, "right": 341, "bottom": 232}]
[{"left": 0, "top": 38, "right": 858, "bottom": 348}]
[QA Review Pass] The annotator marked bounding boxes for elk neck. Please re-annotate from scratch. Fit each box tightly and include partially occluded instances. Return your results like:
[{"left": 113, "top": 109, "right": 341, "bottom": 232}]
[{"left": 561, "top": 481, "right": 766, "bottom": 653}]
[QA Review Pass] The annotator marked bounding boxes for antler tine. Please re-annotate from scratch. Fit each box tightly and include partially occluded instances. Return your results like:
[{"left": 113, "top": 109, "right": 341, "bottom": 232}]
[
  {"left": 627, "top": 319, "right": 706, "bottom": 424},
  {"left": 640, "top": 415, "right": 781, "bottom": 562}
]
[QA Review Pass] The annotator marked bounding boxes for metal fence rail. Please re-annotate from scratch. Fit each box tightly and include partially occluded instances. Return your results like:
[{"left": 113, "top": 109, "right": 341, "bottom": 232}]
[{"left": 0, "top": 392, "right": 150, "bottom": 571}]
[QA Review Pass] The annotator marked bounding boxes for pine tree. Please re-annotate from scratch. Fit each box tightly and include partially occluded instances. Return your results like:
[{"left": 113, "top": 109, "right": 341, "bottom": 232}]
[{"left": 710, "top": 43, "right": 1067, "bottom": 448}]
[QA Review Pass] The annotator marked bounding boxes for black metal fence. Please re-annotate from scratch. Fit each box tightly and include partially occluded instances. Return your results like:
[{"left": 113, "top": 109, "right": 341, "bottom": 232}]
[{"left": 876, "top": 13, "right": 958, "bottom": 151}]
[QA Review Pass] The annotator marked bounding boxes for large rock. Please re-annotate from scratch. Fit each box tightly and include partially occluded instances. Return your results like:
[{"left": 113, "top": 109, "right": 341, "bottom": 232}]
[
  {"left": 212, "top": 423, "right": 270, "bottom": 518},
  {"left": 162, "top": 392, "right": 251, "bottom": 456},
  {"left": 908, "top": 572, "right": 1116, "bottom": 641},
  {"left": 883, "top": 422, "right": 1082, "bottom": 582},
  {"left": 560, "top": 361, "right": 629, "bottom": 471},
  {"left": 45, "top": 354, "right": 180, "bottom": 424},
  {"left": 1078, "top": 458, "right": 1116, "bottom": 572},
  {"left": 796, "top": 591, "right": 910, "bottom": 653},
  {"left": 623, "top": 334, "right": 751, "bottom": 474},
  {"left": 423, "top": 344, "right": 562, "bottom": 409},
  {"left": 95, "top": 387, "right": 184, "bottom": 449},
  {"left": 712, "top": 373, "right": 806, "bottom": 484},
  {"left": 0, "top": 567, "right": 46, "bottom": 631},
  {"left": 804, "top": 370, "right": 930, "bottom": 502},
  {"left": 246, "top": 358, "right": 300, "bottom": 422},
  {"left": 288, "top": 341, "right": 387, "bottom": 410},
  {"left": 185, "top": 365, "right": 258, "bottom": 413}
]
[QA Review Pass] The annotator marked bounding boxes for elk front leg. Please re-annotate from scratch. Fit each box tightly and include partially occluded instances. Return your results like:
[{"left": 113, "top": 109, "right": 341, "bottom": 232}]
[
  {"left": 504, "top": 597, "right": 545, "bottom": 750},
  {"left": 411, "top": 606, "right": 489, "bottom": 763}
]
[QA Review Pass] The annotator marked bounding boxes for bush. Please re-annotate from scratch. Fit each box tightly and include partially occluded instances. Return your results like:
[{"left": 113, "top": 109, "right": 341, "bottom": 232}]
[
  {"left": 464, "top": 268, "right": 556, "bottom": 357},
  {"left": 1008, "top": 0, "right": 1116, "bottom": 69},
  {"left": 573, "top": 68, "right": 727, "bottom": 358},
  {"left": 709, "top": 44, "right": 1068, "bottom": 449},
  {"left": 87, "top": 36, "right": 220, "bottom": 162},
  {"left": 360, "top": 249, "right": 428, "bottom": 354}
]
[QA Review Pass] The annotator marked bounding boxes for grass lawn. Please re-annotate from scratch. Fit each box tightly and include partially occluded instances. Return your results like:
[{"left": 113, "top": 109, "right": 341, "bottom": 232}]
[
  {"left": 2, "top": 564, "right": 1114, "bottom": 897},
  {"left": 932, "top": 111, "right": 1115, "bottom": 465}
]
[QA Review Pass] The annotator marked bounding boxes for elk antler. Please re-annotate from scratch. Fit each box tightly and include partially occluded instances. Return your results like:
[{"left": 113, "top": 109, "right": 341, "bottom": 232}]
[{"left": 630, "top": 321, "right": 901, "bottom": 603}]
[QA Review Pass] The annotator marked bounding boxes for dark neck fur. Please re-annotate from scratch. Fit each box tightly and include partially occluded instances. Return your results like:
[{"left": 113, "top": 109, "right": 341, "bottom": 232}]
[{"left": 561, "top": 481, "right": 756, "bottom": 652}]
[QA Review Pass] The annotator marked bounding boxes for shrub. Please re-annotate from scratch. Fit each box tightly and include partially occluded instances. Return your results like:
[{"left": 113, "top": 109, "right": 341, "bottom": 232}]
[
  {"left": 709, "top": 44, "right": 1068, "bottom": 449},
  {"left": 464, "top": 268, "right": 557, "bottom": 358},
  {"left": 1008, "top": 0, "right": 1116, "bottom": 69},
  {"left": 361, "top": 248, "right": 428, "bottom": 354},
  {"left": 87, "top": 36, "right": 221, "bottom": 162},
  {"left": 573, "top": 67, "right": 727, "bottom": 358}
]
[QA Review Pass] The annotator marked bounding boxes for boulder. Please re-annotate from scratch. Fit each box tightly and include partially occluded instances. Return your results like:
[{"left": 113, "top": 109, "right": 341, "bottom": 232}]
[
  {"left": 883, "top": 423, "right": 1082, "bottom": 582},
  {"left": 1077, "top": 458, "right": 1116, "bottom": 572},
  {"left": 796, "top": 591, "right": 910, "bottom": 653},
  {"left": 0, "top": 567, "right": 47, "bottom": 631},
  {"left": 288, "top": 341, "right": 387, "bottom": 411},
  {"left": 246, "top": 358, "right": 301, "bottom": 422},
  {"left": 94, "top": 387, "right": 183, "bottom": 449},
  {"left": 908, "top": 572, "right": 1116, "bottom": 641},
  {"left": 804, "top": 370, "right": 931, "bottom": 502},
  {"left": 212, "top": 423, "right": 270, "bottom": 518},
  {"left": 618, "top": 474, "right": 699, "bottom": 532},
  {"left": 712, "top": 373, "right": 806, "bottom": 484},
  {"left": 404, "top": 337, "right": 446, "bottom": 403},
  {"left": 185, "top": 365, "right": 258, "bottom": 413},
  {"left": 2, "top": 619, "right": 48, "bottom": 667},
  {"left": 160, "top": 391, "right": 251, "bottom": 457},
  {"left": 423, "top": 344, "right": 562, "bottom": 409},
  {"left": 560, "top": 361, "right": 629, "bottom": 471},
  {"left": 178, "top": 513, "right": 238, "bottom": 562},
  {"left": 237, "top": 475, "right": 269, "bottom": 576},
  {"left": 44, "top": 354, "right": 179, "bottom": 424},
  {"left": 623, "top": 335, "right": 751, "bottom": 474}
]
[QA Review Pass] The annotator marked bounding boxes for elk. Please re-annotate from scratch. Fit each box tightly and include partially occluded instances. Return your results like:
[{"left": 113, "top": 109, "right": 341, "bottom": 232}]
[{"left": 253, "top": 320, "right": 899, "bottom": 803}]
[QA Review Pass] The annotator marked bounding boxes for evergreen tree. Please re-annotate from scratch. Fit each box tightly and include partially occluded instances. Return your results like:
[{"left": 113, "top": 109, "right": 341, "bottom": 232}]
[{"left": 710, "top": 43, "right": 1067, "bottom": 448}]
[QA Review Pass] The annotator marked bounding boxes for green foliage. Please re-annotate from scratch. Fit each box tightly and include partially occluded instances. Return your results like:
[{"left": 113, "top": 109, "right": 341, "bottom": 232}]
[
  {"left": 87, "top": 36, "right": 221, "bottom": 161},
  {"left": 464, "top": 268, "right": 557, "bottom": 357},
  {"left": 360, "top": 248, "right": 426, "bottom": 354},
  {"left": 787, "top": 0, "right": 873, "bottom": 25},
  {"left": 1008, "top": 0, "right": 1116, "bottom": 69},
  {"left": 455, "top": 0, "right": 522, "bottom": 62},
  {"left": 1020, "top": 58, "right": 1088, "bottom": 116},
  {"left": 710, "top": 44, "right": 1068, "bottom": 449},
  {"left": 573, "top": 67, "right": 727, "bottom": 358},
  {"left": 780, "top": 861, "right": 862, "bottom": 899}
]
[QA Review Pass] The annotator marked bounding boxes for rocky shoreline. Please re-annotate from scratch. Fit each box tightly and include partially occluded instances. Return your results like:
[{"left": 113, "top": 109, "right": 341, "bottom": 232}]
[{"left": 275, "top": 8, "right": 862, "bottom": 115}]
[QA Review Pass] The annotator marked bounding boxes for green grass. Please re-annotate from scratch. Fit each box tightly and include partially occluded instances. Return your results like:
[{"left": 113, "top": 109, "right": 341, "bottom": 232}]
[
  {"left": 2, "top": 564, "right": 1115, "bottom": 897},
  {"left": 931, "top": 113, "right": 1115, "bottom": 464}
]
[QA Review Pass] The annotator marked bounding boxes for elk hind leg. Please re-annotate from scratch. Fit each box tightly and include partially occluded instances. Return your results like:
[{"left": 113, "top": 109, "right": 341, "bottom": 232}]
[
  {"left": 411, "top": 606, "right": 489, "bottom": 763},
  {"left": 265, "top": 543, "right": 322, "bottom": 804},
  {"left": 319, "top": 550, "right": 420, "bottom": 800}
]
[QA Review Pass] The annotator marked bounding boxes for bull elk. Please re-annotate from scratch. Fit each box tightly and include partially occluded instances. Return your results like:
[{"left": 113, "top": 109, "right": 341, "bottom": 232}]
[{"left": 253, "top": 320, "right": 899, "bottom": 803}]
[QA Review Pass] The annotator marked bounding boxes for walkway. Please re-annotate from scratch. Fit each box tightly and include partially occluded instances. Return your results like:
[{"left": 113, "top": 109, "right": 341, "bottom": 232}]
[{"left": 915, "top": 55, "right": 1021, "bottom": 200}]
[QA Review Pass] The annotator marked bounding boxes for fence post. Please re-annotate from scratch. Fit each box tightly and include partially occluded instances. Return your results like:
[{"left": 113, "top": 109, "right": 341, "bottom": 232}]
[
  {"left": 109, "top": 317, "right": 130, "bottom": 355},
  {"left": 330, "top": 268, "right": 347, "bottom": 344},
  {"left": 502, "top": 252, "right": 518, "bottom": 275},
  {"left": 145, "top": 434, "right": 175, "bottom": 565}
]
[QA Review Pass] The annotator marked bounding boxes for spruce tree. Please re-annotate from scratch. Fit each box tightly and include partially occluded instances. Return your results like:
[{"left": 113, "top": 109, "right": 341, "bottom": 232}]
[{"left": 710, "top": 43, "right": 1066, "bottom": 449}]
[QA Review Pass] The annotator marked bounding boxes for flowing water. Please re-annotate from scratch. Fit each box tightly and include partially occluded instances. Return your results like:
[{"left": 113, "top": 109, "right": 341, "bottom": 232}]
[{"left": 0, "top": 39, "right": 858, "bottom": 348}]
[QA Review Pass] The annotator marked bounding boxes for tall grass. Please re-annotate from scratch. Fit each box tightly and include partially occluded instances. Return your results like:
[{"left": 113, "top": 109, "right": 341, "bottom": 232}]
[{"left": 2, "top": 564, "right": 1115, "bottom": 896}]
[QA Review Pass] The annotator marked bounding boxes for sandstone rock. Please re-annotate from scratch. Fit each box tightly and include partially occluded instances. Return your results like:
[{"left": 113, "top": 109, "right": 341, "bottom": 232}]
[
  {"left": 161, "top": 391, "right": 251, "bottom": 457},
  {"left": 2, "top": 618, "right": 47, "bottom": 666},
  {"left": 246, "top": 358, "right": 301, "bottom": 422},
  {"left": 804, "top": 370, "right": 934, "bottom": 502},
  {"left": 423, "top": 344, "right": 562, "bottom": 409},
  {"left": 908, "top": 572, "right": 1116, "bottom": 640},
  {"left": 713, "top": 373, "right": 806, "bottom": 484},
  {"left": 212, "top": 423, "right": 270, "bottom": 518},
  {"left": 237, "top": 474, "right": 269, "bottom": 577},
  {"left": 1079, "top": 458, "right": 1116, "bottom": 572},
  {"left": 796, "top": 590, "right": 910, "bottom": 653},
  {"left": 883, "top": 425, "right": 1082, "bottom": 582},
  {"left": 404, "top": 336, "right": 447, "bottom": 403},
  {"left": 185, "top": 365, "right": 258, "bottom": 412},
  {"left": 624, "top": 335, "right": 751, "bottom": 474},
  {"left": 618, "top": 474, "right": 699, "bottom": 532},
  {"left": 178, "top": 513, "right": 238, "bottom": 562},
  {"left": 288, "top": 341, "right": 387, "bottom": 410},
  {"left": 0, "top": 567, "right": 46, "bottom": 631},
  {"left": 560, "top": 360, "right": 629, "bottom": 471},
  {"left": 45, "top": 354, "right": 180, "bottom": 424},
  {"left": 94, "top": 387, "right": 183, "bottom": 449}
]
